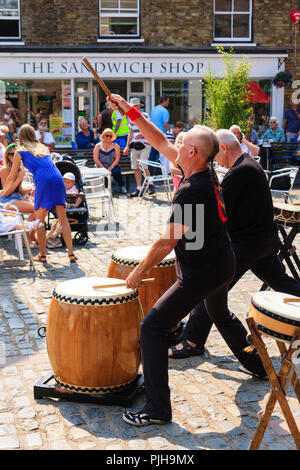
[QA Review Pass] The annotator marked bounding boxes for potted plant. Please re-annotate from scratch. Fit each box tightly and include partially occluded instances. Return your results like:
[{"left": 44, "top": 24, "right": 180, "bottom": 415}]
[{"left": 272, "top": 70, "right": 293, "bottom": 88}]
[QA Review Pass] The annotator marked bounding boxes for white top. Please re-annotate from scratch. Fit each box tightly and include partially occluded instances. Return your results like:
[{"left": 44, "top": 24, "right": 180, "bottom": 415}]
[
  {"left": 252, "top": 291, "right": 300, "bottom": 322},
  {"left": 54, "top": 277, "right": 135, "bottom": 300},
  {"left": 240, "top": 142, "right": 252, "bottom": 156},
  {"left": 35, "top": 130, "right": 55, "bottom": 146},
  {"left": 0, "top": 143, "right": 5, "bottom": 165},
  {"left": 113, "top": 245, "right": 175, "bottom": 263},
  {"left": 0, "top": 212, "right": 21, "bottom": 233}
]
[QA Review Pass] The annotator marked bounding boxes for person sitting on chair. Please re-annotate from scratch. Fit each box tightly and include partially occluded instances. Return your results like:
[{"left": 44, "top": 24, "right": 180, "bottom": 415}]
[
  {"left": 123, "top": 97, "right": 154, "bottom": 197},
  {"left": 93, "top": 128, "right": 127, "bottom": 194},
  {"left": 262, "top": 117, "right": 285, "bottom": 143}
]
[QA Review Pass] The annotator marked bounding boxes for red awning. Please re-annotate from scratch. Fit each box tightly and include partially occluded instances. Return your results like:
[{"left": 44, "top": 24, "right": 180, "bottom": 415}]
[{"left": 247, "top": 81, "right": 271, "bottom": 104}]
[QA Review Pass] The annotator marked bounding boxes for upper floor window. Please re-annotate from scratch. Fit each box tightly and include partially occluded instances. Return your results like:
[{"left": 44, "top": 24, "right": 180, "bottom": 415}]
[
  {"left": 99, "top": 0, "right": 140, "bottom": 38},
  {"left": 0, "top": 0, "right": 21, "bottom": 40},
  {"left": 213, "top": 0, "right": 252, "bottom": 42}
]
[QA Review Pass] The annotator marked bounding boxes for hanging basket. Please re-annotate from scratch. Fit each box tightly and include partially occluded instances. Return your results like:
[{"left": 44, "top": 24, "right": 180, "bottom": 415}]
[{"left": 272, "top": 70, "right": 293, "bottom": 88}]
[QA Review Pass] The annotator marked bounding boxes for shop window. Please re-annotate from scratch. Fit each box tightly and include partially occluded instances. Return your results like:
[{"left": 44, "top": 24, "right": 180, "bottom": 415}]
[
  {"left": 99, "top": 0, "right": 140, "bottom": 38},
  {"left": 0, "top": 79, "right": 73, "bottom": 147},
  {"left": 0, "top": 0, "right": 21, "bottom": 40},
  {"left": 155, "top": 80, "right": 203, "bottom": 127},
  {"left": 213, "top": 0, "right": 252, "bottom": 42}
]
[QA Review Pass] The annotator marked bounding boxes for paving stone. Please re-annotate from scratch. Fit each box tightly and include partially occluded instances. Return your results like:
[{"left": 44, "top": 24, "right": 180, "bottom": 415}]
[
  {"left": 26, "top": 432, "right": 43, "bottom": 447},
  {"left": 0, "top": 436, "right": 20, "bottom": 449},
  {"left": 1, "top": 192, "right": 300, "bottom": 450}
]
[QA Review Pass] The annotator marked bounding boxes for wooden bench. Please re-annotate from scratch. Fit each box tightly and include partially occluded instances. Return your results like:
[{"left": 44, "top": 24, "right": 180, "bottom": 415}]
[{"left": 55, "top": 148, "right": 135, "bottom": 189}]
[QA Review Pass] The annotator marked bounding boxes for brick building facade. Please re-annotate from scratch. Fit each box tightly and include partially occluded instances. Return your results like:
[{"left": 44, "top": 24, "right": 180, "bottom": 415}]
[{"left": 0, "top": 1, "right": 299, "bottom": 147}]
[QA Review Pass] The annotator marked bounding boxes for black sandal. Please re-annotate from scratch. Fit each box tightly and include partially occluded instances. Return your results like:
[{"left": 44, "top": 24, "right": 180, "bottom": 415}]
[
  {"left": 68, "top": 253, "right": 78, "bottom": 263},
  {"left": 34, "top": 255, "right": 47, "bottom": 264},
  {"left": 122, "top": 411, "right": 170, "bottom": 427},
  {"left": 169, "top": 339, "right": 205, "bottom": 359}
]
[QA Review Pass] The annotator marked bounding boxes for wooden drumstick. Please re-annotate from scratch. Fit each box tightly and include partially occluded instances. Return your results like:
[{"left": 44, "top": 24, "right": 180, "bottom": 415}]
[
  {"left": 92, "top": 278, "right": 155, "bottom": 289},
  {"left": 283, "top": 297, "right": 300, "bottom": 303},
  {"left": 82, "top": 57, "right": 112, "bottom": 97}
]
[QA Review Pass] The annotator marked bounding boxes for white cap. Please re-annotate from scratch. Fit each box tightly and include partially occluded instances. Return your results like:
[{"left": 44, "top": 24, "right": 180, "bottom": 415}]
[
  {"left": 63, "top": 172, "right": 75, "bottom": 181},
  {"left": 129, "top": 97, "right": 141, "bottom": 106}
]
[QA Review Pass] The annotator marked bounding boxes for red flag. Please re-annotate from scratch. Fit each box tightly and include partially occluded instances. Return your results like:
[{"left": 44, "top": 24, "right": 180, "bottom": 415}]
[{"left": 290, "top": 11, "right": 300, "bottom": 23}]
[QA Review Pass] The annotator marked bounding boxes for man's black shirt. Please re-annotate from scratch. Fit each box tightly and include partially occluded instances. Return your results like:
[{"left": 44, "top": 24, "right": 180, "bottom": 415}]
[{"left": 221, "top": 154, "right": 277, "bottom": 244}]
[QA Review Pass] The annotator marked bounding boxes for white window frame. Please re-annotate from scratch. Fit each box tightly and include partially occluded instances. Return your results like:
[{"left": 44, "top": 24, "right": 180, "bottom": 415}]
[
  {"left": 213, "top": 0, "right": 252, "bottom": 42},
  {"left": 0, "top": 0, "right": 21, "bottom": 41},
  {"left": 99, "top": 0, "right": 140, "bottom": 38}
]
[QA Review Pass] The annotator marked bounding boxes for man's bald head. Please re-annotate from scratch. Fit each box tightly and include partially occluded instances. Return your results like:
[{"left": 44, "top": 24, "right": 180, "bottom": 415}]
[
  {"left": 188, "top": 125, "right": 219, "bottom": 162},
  {"left": 215, "top": 129, "right": 243, "bottom": 168}
]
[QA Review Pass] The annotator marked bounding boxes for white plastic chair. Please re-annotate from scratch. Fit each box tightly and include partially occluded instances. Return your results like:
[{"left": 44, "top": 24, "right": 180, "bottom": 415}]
[
  {"left": 137, "top": 159, "right": 173, "bottom": 202},
  {"left": 269, "top": 167, "right": 298, "bottom": 204},
  {"left": 83, "top": 175, "right": 115, "bottom": 223},
  {"left": 0, "top": 207, "right": 35, "bottom": 271}
]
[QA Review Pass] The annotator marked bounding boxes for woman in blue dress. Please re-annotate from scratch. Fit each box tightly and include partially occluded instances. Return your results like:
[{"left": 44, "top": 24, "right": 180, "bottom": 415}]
[{"left": 0, "top": 124, "right": 77, "bottom": 264}]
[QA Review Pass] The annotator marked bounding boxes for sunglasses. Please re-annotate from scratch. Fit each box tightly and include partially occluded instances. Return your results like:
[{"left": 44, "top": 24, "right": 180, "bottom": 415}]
[
  {"left": 104, "top": 134, "right": 113, "bottom": 138},
  {"left": 7, "top": 152, "right": 15, "bottom": 156}
]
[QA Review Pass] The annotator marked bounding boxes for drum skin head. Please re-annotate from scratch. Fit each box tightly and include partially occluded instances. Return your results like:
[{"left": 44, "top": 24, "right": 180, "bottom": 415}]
[
  {"left": 54, "top": 277, "right": 135, "bottom": 301},
  {"left": 250, "top": 291, "right": 300, "bottom": 342}
]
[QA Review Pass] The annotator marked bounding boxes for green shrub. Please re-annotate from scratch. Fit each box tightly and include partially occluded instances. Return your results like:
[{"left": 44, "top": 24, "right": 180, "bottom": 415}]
[{"left": 204, "top": 47, "right": 253, "bottom": 134}]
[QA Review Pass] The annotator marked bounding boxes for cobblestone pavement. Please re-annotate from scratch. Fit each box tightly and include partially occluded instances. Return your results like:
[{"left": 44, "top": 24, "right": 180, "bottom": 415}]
[{"left": 0, "top": 187, "right": 300, "bottom": 451}]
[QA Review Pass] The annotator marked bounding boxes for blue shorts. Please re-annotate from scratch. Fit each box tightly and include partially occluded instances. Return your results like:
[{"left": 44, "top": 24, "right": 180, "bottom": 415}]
[{"left": 0, "top": 192, "right": 24, "bottom": 206}]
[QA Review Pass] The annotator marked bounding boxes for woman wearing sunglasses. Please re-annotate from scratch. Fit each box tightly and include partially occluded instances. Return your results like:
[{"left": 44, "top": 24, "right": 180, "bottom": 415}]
[
  {"left": 93, "top": 128, "right": 127, "bottom": 194},
  {"left": 0, "top": 143, "right": 38, "bottom": 245}
]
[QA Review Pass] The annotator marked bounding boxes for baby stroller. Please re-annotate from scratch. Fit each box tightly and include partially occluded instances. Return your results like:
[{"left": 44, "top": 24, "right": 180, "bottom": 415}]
[{"left": 47, "top": 160, "right": 89, "bottom": 246}]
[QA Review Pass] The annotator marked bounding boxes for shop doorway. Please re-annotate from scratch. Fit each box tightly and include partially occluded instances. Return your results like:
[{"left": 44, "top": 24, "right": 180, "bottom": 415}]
[{"left": 94, "top": 80, "right": 127, "bottom": 114}]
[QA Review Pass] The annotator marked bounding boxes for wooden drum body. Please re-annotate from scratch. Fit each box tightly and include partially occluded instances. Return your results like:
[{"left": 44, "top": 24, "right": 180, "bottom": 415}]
[
  {"left": 250, "top": 292, "right": 300, "bottom": 343},
  {"left": 46, "top": 277, "right": 143, "bottom": 393},
  {"left": 107, "top": 245, "right": 176, "bottom": 317}
]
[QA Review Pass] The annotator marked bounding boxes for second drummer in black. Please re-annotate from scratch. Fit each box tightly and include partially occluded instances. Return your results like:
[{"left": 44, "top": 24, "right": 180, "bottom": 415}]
[{"left": 170, "top": 129, "right": 300, "bottom": 362}]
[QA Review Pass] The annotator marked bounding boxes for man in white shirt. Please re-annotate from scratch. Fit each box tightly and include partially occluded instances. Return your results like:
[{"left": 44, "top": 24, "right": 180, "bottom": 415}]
[
  {"left": 124, "top": 98, "right": 155, "bottom": 197},
  {"left": 35, "top": 117, "right": 56, "bottom": 149},
  {"left": 159, "top": 121, "right": 185, "bottom": 173},
  {"left": 230, "top": 124, "right": 259, "bottom": 157}
]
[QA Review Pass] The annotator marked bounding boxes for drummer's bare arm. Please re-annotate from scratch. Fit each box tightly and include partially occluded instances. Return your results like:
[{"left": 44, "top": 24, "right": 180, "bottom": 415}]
[
  {"left": 108, "top": 94, "right": 178, "bottom": 164},
  {"left": 126, "top": 222, "right": 187, "bottom": 289}
]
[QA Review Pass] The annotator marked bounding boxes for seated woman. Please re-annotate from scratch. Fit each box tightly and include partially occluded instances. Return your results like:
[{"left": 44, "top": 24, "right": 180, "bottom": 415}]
[
  {"left": 76, "top": 118, "right": 99, "bottom": 149},
  {"left": 93, "top": 128, "right": 127, "bottom": 194},
  {"left": 0, "top": 210, "right": 42, "bottom": 234},
  {"left": 262, "top": 116, "right": 285, "bottom": 143},
  {"left": 0, "top": 144, "right": 37, "bottom": 245}
]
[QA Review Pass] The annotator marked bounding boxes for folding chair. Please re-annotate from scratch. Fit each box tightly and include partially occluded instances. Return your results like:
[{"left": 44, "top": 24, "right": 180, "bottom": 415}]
[
  {"left": 0, "top": 208, "right": 35, "bottom": 271},
  {"left": 83, "top": 175, "right": 115, "bottom": 223},
  {"left": 269, "top": 167, "right": 298, "bottom": 204},
  {"left": 137, "top": 159, "right": 173, "bottom": 202}
]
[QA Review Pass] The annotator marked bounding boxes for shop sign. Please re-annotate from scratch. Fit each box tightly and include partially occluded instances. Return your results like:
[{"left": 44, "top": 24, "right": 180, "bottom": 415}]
[{"left": 0, "top": 55, "right": 284, "bottom": 79}]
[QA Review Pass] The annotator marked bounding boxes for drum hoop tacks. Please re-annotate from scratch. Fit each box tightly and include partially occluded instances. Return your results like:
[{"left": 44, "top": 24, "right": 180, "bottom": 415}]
[
  {"left": 251, "top": 299, "right": 300, "bottom": 328},
  {"left": 54, "top": 376, "right": 137, "bottom": 395},
  {"left": 111, "top": 254, "right": 175, "bottom": 268},
  {"left": 52, "top": 289, "right": 139, "bottom": 306}
]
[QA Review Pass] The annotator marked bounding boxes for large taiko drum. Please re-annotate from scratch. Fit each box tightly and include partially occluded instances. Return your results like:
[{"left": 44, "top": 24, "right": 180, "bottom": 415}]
[
  {"left": 250, "top": 291, "right": 300, "bottom": 343},
  {"left": 46, "top": 277, "right": 143, "bottom": 394},
  {"left": 107, "top": 245, "right": 176, "bottom": 317}
]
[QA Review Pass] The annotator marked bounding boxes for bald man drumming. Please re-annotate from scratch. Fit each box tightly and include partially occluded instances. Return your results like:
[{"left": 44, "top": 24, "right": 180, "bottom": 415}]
[{"left": 108, "top": 94, "right": 266, "bottom": 427}]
